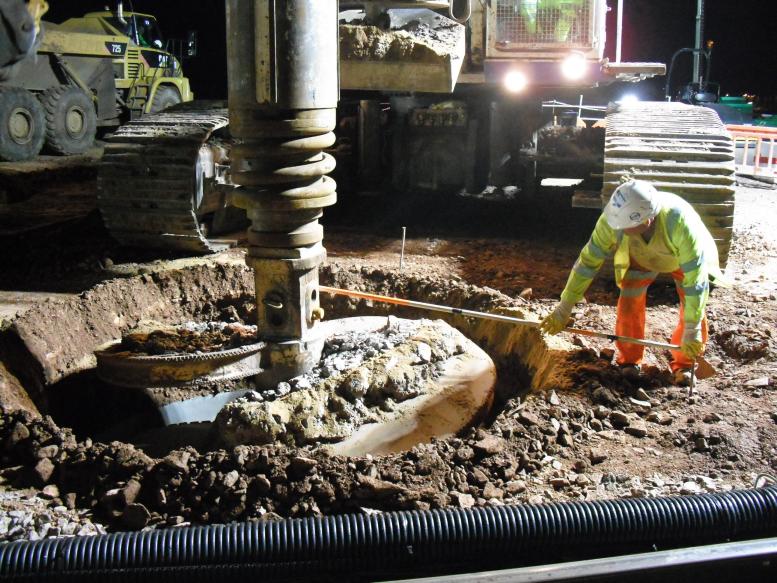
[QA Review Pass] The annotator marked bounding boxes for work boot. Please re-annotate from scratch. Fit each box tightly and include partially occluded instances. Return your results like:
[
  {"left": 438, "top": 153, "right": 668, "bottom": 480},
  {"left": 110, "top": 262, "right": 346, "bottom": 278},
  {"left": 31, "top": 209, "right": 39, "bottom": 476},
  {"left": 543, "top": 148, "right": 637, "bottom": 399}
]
[
  {"left": 672, "top": 368, "right": 693, "bottom": 387},
  {"left": 619, "top": 364, "right": 641, "bottom": 381}
]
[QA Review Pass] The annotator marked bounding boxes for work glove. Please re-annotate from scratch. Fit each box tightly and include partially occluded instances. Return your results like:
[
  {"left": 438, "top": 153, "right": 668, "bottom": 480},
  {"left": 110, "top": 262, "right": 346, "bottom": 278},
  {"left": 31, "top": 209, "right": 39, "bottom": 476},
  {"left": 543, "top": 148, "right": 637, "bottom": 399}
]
[
  {"left": 539, "top": 301, "right": 574, "bottom": 335},
  {"left": 681, "top": 325, "right": 705, "bottom": 359}
]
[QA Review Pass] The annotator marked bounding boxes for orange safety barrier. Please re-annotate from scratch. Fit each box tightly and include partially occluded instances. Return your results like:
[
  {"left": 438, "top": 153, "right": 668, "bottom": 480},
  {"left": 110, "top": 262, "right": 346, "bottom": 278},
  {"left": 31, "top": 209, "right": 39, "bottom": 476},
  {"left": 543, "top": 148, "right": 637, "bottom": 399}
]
[{"left": 727, "top": 124, "right": 777, "bottom": 182}]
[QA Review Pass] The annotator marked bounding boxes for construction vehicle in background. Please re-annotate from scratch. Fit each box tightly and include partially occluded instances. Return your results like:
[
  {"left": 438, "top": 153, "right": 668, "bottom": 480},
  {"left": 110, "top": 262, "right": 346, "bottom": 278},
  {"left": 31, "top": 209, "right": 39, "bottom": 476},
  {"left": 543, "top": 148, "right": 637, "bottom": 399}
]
[
  {"left": 0, "top": 0, "right": 48, "bottom": 81},
  {"left": 0, "top": 1, "right": 194, "bottom": 161},
  {"left": 97, "top": 0, "right": 736, "bottom": 264}
]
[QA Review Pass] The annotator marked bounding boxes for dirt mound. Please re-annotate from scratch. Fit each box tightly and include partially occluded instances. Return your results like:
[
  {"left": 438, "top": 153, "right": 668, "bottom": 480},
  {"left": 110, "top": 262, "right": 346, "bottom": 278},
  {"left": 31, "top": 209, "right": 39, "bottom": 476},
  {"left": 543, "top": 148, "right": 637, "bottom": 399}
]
[{"left": 340, "top": 23, "right": 459, "bottom": 62}]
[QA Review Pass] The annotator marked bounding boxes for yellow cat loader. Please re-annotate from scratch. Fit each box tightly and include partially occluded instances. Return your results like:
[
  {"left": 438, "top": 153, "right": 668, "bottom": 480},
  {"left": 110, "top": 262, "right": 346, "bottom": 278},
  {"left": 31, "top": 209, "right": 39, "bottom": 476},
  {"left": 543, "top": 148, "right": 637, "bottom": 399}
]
[{"left": 0, "top": 4, "right": 193, "bottom": 161}]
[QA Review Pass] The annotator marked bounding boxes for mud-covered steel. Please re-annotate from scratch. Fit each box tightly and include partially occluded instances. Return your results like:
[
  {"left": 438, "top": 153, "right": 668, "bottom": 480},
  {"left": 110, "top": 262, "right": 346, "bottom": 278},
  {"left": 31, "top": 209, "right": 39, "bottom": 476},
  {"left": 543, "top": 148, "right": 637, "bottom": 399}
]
[
  {"left": 95, "top": 342, "right": 265, "bottom": 389},
  {"left": 254, "top": 0, "right": 339, "bottom": 109},
  {"left": 227, "top": 0, "right": 338, "bottom": 358},
  {"left": 1, "top": 487, "right": 776, "bottom": 581}
]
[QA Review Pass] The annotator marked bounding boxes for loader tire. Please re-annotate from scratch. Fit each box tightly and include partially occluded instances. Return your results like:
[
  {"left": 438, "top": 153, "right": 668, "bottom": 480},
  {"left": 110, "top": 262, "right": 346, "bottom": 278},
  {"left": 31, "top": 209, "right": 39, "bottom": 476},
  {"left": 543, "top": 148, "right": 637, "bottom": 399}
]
[
  {"left": 0, "top": 87, "right": 45, "bottom": 161},
  {"left": 149, "top": 85, "right": 182, "bottom": 114},
  {"left": 39, "top": 85, "right": 97, "bottom": 156}
]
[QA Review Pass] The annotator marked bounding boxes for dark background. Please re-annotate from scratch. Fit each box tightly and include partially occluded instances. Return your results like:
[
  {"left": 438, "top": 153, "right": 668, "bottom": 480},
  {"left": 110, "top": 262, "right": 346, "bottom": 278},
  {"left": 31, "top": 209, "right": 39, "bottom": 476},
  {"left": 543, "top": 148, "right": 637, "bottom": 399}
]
[{"left": 44, "top": 1, "right": 776, "bottom": 101}]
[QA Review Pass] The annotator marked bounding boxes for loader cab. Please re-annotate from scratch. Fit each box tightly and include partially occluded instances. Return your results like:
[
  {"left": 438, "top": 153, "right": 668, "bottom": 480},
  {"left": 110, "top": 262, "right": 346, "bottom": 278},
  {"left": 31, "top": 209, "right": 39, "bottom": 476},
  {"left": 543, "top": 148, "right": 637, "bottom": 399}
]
[{"left": 88, "top": 12, "right": 165, "bottom": 50}]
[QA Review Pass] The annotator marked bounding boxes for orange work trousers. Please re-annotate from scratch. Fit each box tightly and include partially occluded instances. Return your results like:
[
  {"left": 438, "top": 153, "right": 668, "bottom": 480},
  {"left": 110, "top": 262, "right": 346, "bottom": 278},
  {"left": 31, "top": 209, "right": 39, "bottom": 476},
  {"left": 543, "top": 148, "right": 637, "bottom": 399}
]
[{"left": 615, "top": 263, "right": 708, "bottom": 372}]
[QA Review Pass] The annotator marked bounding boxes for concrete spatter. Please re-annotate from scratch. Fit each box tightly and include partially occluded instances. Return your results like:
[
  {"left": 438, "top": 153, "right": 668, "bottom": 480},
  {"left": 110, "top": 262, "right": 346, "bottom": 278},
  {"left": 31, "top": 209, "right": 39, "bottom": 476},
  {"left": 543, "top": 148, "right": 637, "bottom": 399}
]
[
  {"left": 320, "top": 264, "right": 580, "bottom": 397},
  {"left": 216, "top": 317, "right": 496, "bottom": 455}
]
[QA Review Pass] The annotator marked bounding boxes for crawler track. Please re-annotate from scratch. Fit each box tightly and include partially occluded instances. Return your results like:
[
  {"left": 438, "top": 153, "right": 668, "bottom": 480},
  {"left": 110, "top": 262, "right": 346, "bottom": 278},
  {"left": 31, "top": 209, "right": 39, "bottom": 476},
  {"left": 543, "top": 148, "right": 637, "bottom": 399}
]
[
  {"left": 603, "top": 102, "right": 736, "bottom": 264},
  {"left": 97, "top": 104, "right": 231, "bottom": 254}
]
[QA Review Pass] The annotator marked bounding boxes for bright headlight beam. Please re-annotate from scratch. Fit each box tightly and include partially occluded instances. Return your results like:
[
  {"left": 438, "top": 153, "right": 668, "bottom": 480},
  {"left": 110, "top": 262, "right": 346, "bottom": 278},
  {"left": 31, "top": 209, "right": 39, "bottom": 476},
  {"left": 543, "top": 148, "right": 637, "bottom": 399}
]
[
  {"left": 619, "top": 94, "right": 640, "bottom": 104},
  {"left": 504, "top": 70, "right": 528, "bottom": 93},
  {"left": 561, "top": 53, "right": 588, "bottom": 81}
]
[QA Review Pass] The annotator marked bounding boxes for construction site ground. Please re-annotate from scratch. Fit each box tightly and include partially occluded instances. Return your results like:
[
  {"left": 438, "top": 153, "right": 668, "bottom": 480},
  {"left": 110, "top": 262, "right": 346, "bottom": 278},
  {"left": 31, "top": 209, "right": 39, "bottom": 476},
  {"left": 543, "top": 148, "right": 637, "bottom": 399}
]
[{"left": 0, "top": 158, "right": 775, "bottom": 540}]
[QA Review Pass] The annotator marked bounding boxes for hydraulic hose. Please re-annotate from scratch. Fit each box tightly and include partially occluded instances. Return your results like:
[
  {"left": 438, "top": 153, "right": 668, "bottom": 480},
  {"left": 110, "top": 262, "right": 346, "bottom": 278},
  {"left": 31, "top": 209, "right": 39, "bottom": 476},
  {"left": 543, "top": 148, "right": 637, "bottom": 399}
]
[{"left": 1, "top": 486, "right": 776, "bottom": 581}]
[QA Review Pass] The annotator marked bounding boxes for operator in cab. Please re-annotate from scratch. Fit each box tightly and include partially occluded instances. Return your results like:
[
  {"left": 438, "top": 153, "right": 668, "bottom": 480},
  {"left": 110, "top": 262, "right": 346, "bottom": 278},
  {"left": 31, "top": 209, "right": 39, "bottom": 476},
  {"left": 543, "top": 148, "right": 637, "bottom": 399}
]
[{"left": 540, "top": 180, "right": 726, "bottom": 386}]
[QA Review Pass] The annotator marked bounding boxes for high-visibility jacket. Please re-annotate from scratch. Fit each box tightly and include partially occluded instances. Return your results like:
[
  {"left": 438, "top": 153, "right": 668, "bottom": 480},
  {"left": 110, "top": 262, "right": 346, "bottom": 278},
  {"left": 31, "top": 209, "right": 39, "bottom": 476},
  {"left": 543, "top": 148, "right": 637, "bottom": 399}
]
[{"left": 559, "top": 192, "right": 725, "bottom": 327}]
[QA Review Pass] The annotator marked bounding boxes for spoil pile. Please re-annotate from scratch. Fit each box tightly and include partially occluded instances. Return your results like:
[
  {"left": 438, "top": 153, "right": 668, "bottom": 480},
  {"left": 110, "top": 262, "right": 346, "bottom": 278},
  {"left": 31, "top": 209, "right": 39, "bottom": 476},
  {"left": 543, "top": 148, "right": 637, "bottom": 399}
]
[{"left": 340, "top": 22, "right": 461, "bottom": 62}]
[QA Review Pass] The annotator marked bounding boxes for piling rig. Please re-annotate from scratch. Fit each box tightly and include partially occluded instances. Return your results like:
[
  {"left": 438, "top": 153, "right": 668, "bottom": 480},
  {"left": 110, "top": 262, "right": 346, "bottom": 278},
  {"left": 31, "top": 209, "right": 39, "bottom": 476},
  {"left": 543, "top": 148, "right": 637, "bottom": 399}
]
[{"left": 97, "top": 0, "right": 736, "bottom": 263}]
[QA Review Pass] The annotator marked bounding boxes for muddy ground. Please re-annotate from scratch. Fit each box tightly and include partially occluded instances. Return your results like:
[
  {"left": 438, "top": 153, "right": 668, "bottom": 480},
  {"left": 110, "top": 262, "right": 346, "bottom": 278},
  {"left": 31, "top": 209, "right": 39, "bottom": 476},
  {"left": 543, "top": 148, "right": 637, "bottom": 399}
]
[{"left": 0, "top": 158, "right": 775, "bottom": 541}]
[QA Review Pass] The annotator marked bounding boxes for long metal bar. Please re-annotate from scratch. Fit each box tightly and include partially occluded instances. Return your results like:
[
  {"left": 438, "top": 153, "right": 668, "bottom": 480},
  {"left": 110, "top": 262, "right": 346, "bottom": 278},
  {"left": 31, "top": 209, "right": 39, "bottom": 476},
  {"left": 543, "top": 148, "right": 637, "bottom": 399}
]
[
  {"left": 387, "top": 537, "right": 777, "bottom": 583},
  {"left": 694, "top": 0, "right": 705, "bottom": 83},
  {"left": 320, "top": 286, "right": 681, "bottom": 351},
  {"left": 616, "top": 0, "right": 624, "bottom": 63}
]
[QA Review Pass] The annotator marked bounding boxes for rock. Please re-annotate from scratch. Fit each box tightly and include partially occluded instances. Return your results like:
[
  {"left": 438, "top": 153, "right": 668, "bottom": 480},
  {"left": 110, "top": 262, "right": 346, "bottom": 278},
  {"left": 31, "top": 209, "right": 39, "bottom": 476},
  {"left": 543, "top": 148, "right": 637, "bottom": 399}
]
[
  {"left": 64, "top": 493, "right": 77, "bottom": 510},
  {"left": 482, "top": 483, "right": 504, "bottom": 500},
  {"left": 593, "top": 406, "right": 610, "bottom": 419},
  {"left": 41, "top": 485, "right": 60, "bottom": 499},
  {"left": 610, "top": 411, "right": 631, "bottom": 427},
  {"left": 415, "top": 342, "right": 432, "bottom": 363},
  {"left": 122, "top": 503, "right": 151, "bottom": 530},
  {"left": 253, "top": 474, "right": 272, "bottom": 494},
  {"left": 744, "top": 377, "right": 770, "bottom": 387},
  {"left": 628, "top": 398, "right": 651, "bottom": 409},
  {"left": 518, "top": 411, "right": 540, "bottom": 427},
  {"left": 624, "top": 423, "right": 648, "bottom": 438},
  {"left": 288, "top": 456, "right": 318, "bottom": 478},
  {"left": 8, "top": 422, "right": 29, "bottom": 446},
  {"left": 505, "top": 480, "right": 527, "bottom": 494},
  {"left": 548, "top": 391, "right": 560, "bottom": 406},
  {"left": 550, "top": 478, "right": 569, "bottom": 490},
  {"left": 589, "top": 448, "right": 608, "bottom": 464},
  {"left": 573, "top": 459, "right": 589, "bottom": 473},
  {"left": 589, "top": 419, "right": 604, "bottom": 432},
  {"left": 680, "top": 481, "right": 701, "bottom": 495},
  {"left": 703, "top": 412, "right": 722, "bottom": 423},
  {"left": 473, "top": 436, "right": 505, "bottom": 456},
  {"left": 450, "top": 492, "right": 476, "bottom": 509},
  {"left": 455, "top": 446, "right": 475, "bottom": 463},
  {"left": 635, "top": 388, "right": 651, "bottom": 402},
  {"left": 223, "top": 470, "right": 240, "bottom": 489},
  {"left": 120, "top": 479, "right": 142, "bottom": 506},
  {"left": 33, "top": 458, "right": 55, "bottom": 485},
  {"left": 518, "top": 288, "right": 533, "bottom": 300},
  {"left": 592, "top": 387, "right": 619, "bottom": 407},
  {"left": 694, "top": 437, "right": 709, "bottom": 452},
  {"left": 36, "top": 445, "right": 59, "bottom": 459},
  {"left": 161, "top": 451, "right": 190, "bottom": 473},
  {"left": 357, "top": 476, "right": 407, "bottom": 498},
  {"left": 469, "top": 468, "right": 489, "bottom": 486}
]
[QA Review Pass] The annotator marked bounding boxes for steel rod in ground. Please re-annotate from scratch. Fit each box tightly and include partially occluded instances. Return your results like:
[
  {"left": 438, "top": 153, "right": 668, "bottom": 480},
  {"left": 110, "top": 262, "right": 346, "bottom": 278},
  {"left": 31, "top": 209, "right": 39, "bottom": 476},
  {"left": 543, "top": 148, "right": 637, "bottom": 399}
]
[{"left": 319, "top": 286, "right": 681, "bottom": 351}]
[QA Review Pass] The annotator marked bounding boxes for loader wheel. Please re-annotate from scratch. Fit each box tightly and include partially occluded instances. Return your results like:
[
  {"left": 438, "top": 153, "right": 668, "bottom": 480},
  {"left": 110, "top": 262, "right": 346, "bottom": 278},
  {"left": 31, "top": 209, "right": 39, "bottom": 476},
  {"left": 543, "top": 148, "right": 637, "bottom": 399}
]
[
  {"left": 150, "top": 86, "right": 182, "bottom": 113},
  {"left": 39, "top": 86, "right": 97, "bottom": 156},
  {"left": 0, "top": 87, "right": 45, "bottom": 161}
]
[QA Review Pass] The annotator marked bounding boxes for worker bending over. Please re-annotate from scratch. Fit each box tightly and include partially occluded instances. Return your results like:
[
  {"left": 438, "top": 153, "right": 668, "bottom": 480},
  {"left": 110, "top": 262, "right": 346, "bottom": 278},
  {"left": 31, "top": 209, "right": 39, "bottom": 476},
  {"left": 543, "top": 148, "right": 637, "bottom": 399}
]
[{"left": 541, "top": 180, "right": 726, "bottom": 386}]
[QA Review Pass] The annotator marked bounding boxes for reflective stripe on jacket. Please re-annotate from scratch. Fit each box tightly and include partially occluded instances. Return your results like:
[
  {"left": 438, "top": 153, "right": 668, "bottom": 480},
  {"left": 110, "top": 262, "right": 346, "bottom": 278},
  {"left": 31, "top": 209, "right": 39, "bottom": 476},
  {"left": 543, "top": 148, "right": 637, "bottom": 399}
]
[{"left": 559, "top": 192, "right": 725, "bottom": 326}]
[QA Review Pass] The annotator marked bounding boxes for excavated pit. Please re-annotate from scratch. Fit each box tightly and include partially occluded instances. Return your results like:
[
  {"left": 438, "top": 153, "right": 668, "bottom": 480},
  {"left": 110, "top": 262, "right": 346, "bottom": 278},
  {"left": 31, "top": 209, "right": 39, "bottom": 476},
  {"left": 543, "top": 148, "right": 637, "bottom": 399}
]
[{"left": 0, "top": 260, "right": 592, "bottom": 537}]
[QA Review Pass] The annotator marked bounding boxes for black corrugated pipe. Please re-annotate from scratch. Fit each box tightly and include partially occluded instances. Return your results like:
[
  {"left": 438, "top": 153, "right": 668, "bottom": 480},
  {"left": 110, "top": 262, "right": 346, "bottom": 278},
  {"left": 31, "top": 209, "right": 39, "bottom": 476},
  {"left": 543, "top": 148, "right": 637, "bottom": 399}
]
[{"left": 1, "top": 486, "right": 777, "bottom": 582}]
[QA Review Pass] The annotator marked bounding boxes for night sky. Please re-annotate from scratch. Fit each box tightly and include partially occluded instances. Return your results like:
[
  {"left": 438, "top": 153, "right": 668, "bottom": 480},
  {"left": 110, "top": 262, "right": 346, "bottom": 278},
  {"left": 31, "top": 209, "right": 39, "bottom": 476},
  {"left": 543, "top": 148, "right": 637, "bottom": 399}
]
[{"left": 45, "top": 1, "right": 776, "bottom": 101}]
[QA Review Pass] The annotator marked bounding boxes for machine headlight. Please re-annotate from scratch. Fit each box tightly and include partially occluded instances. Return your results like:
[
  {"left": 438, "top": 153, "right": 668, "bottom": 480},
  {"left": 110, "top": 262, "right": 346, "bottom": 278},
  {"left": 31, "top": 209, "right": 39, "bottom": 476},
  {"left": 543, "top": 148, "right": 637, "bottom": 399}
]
[
  {"left": 618, "top": 94, "right": 640, "bottom": 104},
  {"left": 504, "top": 70, "right": 528, "bottom": 93},
  {"left": 561, "top": 53, "right": 588, "bottom": 81}
]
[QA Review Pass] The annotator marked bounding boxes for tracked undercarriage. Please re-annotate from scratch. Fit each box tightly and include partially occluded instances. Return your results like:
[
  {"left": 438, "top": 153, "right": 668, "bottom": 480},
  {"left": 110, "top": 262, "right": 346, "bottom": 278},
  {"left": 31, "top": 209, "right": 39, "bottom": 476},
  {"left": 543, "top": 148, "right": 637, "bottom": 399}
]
[
  {"left": 97, "top": 102, "right": 243, "bottom": 254},
  {"left": 602, "top": 102, "right": 737, "bottom": 264}
]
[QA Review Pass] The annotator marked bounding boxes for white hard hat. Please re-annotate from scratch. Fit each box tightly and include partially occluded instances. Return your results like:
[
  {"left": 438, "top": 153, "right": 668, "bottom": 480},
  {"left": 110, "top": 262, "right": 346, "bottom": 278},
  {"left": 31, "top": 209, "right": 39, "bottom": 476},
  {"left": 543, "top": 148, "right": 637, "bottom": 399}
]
[{"left": 604, "top": 180, "right": 661, "bottom": 229}]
